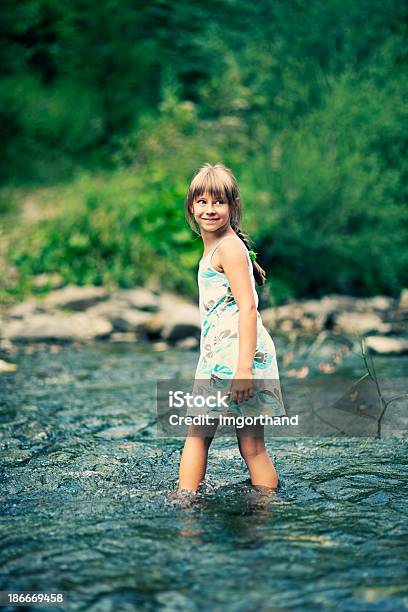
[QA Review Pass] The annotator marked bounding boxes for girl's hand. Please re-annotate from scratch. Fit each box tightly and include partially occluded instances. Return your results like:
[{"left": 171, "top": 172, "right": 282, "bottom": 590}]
[{"left": 230, "top": 368, "right": 254, "bottom": 404}]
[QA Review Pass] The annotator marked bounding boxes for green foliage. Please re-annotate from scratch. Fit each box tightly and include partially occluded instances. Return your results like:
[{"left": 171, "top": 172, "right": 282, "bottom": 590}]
[
  {"left": 7, "top": 170, "right": 199, "bottom": 298},
  {"left": 1, "top": 0, "right": 407, "bottom": 304},
  {"left": 256, "top": 39, "right": 408, "bottom": 298}
]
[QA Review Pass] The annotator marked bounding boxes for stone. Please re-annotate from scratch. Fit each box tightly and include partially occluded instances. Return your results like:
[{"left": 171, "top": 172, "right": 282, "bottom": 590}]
[
  {"left": 0, "top": 338, "right": 14, "bottom": 353},
  {"left": 321, "top": 294, "right": 363, "bottom": 311},
  {"left": 86, "top": 300, "right": 153, "bottom": 333},
  {"left": 31, "top": 273, "right": 64, "bottom": 289},
  {"left": 364, "top": 295, "right": 394, "bottom": 311},
  {"left": 110, "top": 288, "right": 159, "bottom": 312},
  {"left": 109, "top": 332, "right": 138, "bottom": 342},
  {"left": 151, "top": 341, "right": 170, "bottom": 351},
  {"left": 175, "top": 337, "right": 200, "bottom": 350},
  {"left": 42, "top": 285, "right": 109, "bottom": 310},
  {"left": 300, "top": 299, "right": 333, "bottom": 317},
  {"left": 145, "top": 292, "right": 200, "bottom": 343},
  {"left": 300, "top": 316, "right": 317, "bottom": 332},
  {"left": 0, "top": 359, "right": 16, "bottom": 372},
  {"left": 110, "top": 309, "right": 152, "bottom": 332},
  {"left": 262, "top": 301, "right": 330, "bottom": 334},
  {"left": 280, "top": 319, "right": 294, "bottom": 333},
  {"left": 334, "top": 312, "right": 392, "bottom": 335},
  {"left": 276, "top": 304, "right": 304, "bottom": 320},
  {"left": 364, "top": 335, "right": 408, "bottom": 354},
  {"left": 6, "top": 300, "right": 44, "bottom": 319},
  {"left": 398, "top": 288, "right": 408, "bottom": 311},
  {"left": 259, "top": 308, "right": 278, "bottom": 330},
  {"left": 2, "top": 313, "right": 112, "bottom": 342}
]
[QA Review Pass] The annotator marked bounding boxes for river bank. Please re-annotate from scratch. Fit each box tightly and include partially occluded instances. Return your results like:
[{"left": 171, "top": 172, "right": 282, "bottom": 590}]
[{"left": 1, "top": 285, "right": 407, "bottom": 356}]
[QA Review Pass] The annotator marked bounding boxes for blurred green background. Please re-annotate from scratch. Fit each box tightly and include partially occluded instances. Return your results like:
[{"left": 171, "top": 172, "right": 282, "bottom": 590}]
[{"left": 0, "top": 0, "right": 407, "bottom": 307}]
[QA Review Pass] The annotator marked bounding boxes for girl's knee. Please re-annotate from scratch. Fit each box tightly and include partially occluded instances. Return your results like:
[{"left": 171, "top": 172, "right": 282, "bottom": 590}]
[
  {"left": 238, "top": 437, "right": 266, "bottom": 462},
  {"left": 186, "top": 431, "right": 214, "bottom": 451}
]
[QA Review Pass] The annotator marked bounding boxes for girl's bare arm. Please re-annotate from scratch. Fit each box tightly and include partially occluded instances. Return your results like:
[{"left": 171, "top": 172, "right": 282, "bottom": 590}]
[{"left": 217, "top": 241, "right": 257, "bottom": 374}]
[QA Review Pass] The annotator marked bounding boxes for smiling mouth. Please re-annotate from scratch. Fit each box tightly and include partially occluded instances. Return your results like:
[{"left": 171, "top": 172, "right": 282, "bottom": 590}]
[{"left": 203, "top": 218, "right": 220, "bottom": 221}]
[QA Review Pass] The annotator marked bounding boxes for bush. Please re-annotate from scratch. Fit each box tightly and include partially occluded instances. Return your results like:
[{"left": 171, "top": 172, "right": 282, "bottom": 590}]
[
  {"left": 7, "top": 170, "right": 198, "bottom": 299},
  {"left": 254, "top": 47, "right": 407, "bottom": 299}
]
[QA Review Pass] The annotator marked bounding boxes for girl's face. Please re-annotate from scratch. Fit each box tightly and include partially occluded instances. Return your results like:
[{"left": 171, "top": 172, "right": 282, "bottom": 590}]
[{"left": 191, "top": 191, "right": 230, "bottom": 233}]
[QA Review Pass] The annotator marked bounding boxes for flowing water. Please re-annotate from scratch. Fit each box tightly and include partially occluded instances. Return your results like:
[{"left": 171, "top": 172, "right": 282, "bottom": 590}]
[{"left": 1, "top": 340, "right": 407, "bottom": 611}]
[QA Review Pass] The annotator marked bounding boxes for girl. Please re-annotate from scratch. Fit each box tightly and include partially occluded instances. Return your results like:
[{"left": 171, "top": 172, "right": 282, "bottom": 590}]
[{"left": 177, "top": 162, "right": 285, "bottom": 492}]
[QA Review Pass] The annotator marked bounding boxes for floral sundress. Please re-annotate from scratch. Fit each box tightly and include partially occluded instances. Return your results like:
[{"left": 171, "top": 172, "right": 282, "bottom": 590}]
[{"left": 190, "top": 235, "right": 286, "bottom": 418}]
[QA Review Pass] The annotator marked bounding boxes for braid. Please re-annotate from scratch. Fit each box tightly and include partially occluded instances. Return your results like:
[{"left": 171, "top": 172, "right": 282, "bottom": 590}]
[{"left": 233, "top": 225, "right": 267, "bottom": 286}]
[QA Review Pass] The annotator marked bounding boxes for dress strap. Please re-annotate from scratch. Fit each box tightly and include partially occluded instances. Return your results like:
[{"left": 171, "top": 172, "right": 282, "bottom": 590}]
[{"left": 201, "top": 235, "right": 238, "bottom": 262}]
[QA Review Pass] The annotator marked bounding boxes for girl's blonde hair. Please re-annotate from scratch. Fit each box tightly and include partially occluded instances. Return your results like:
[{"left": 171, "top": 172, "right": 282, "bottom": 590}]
[{"left": 185, "top": 162, "right": 267, "bottom": 286}]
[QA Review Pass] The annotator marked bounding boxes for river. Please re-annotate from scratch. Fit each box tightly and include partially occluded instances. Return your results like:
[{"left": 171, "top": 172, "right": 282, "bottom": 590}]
[{"left": 1, "top": 341, "right": 407, "bottom": 610}]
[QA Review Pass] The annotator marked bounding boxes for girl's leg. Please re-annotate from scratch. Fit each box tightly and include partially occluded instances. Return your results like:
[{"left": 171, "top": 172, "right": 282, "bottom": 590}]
[
  {"left": 236, "top": 423, "right": 278, "bottom": 489},
  {"left": 178, "top": 422, "right": 218, "bottom": 492}
]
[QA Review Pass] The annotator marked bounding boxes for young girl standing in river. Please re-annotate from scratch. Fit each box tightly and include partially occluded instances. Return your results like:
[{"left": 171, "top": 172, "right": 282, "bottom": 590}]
[{"left": 177, "top": 163, "right": 285, "bottom": 492}]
